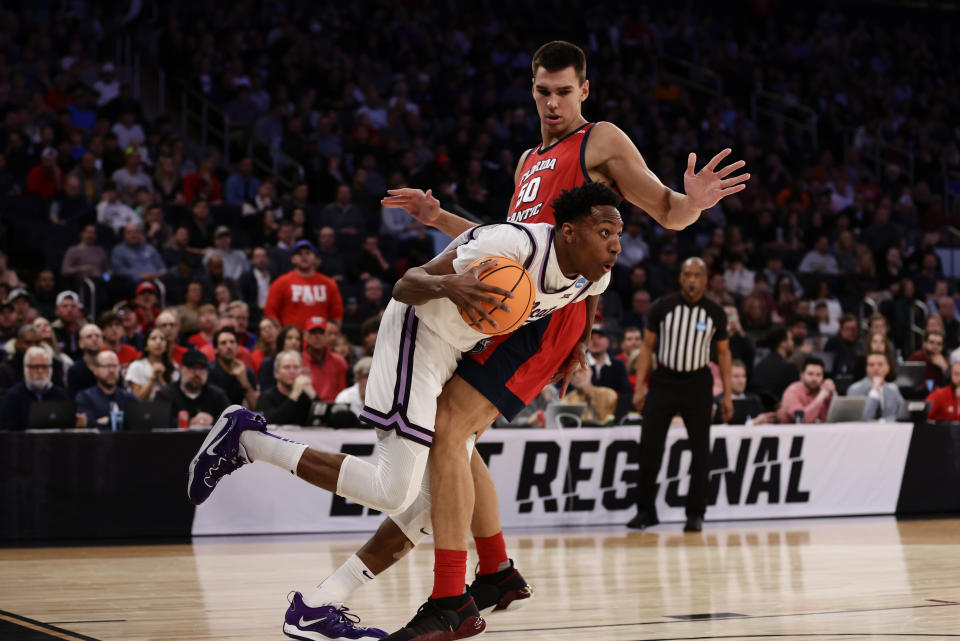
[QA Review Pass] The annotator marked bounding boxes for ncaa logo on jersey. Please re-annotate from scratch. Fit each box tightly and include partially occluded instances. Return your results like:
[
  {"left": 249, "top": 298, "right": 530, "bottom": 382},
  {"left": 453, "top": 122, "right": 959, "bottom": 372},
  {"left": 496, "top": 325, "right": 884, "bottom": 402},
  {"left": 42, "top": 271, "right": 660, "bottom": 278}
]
[
  {"left": 696, "top": 320, "right": 707, "bottom": 331},
  {"left": 468, "top": 338, "right": 494, "bottom": 354},
  {"left": 574, "top": 277, "right": 587, "bottom": 289}
]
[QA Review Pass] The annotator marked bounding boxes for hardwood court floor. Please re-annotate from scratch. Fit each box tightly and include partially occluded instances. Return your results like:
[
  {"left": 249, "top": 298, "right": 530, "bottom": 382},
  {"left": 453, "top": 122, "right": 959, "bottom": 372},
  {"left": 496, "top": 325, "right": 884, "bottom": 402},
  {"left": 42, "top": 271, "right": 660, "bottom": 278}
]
[{"left": 1, "top": 517, "right": 958, "bottom": 641}]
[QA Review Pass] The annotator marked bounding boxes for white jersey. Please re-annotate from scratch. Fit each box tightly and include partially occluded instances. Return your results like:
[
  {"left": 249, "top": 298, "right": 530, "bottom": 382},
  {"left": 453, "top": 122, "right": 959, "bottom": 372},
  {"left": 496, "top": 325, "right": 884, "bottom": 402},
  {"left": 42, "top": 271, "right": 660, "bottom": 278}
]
[
  {"left": 360, "top": 221, "right": 609, "bottom": 445},
  {"left": 415, "top": 222, "right": 610, "bottom": 352}
]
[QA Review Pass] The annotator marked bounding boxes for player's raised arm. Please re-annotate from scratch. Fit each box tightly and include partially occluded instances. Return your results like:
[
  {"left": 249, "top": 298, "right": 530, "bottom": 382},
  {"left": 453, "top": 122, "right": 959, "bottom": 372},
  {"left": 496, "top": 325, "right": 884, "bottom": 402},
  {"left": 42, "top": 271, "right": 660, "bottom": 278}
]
[
  {"left": 381, "top": 188, "right": 476, "bottom": 238},
  {"left": 589, "top": 122, "right": 750, "bottom": 231},
  {"left": 392, "top": 250, "right": 514, "bottom": 329}
]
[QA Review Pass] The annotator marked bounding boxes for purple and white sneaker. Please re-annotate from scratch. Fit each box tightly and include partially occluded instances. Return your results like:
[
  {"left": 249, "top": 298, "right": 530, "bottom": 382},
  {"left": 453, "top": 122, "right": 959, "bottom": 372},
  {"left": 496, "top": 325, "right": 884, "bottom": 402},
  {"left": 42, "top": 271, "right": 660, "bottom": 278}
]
[
  {"left": 283, "top": 591, "right": 387, "bottom": 640},
  {"left": 186, "top": 405, "right": 267, "bottom": 505}
]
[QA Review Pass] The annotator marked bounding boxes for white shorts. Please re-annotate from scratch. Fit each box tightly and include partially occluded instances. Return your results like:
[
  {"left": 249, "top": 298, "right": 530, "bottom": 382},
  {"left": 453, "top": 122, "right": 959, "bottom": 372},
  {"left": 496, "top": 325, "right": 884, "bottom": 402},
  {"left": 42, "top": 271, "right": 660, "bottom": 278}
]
[
  {"left": 358, "top": 300, "right": 461, "bottom": 446},
  {"left": 389, "top": 434, "right": 478, "bottom": 543}
]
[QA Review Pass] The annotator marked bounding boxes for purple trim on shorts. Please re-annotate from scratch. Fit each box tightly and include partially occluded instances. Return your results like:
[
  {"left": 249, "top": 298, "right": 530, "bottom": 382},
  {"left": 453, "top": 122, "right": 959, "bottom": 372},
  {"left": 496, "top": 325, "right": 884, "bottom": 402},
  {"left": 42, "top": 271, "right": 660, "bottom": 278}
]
[
  {"left": 359, "top": 406, "right": 434, "bottom": 447},
  {"left": 396, "top": 306, "right": 417, "bottom": 407}
]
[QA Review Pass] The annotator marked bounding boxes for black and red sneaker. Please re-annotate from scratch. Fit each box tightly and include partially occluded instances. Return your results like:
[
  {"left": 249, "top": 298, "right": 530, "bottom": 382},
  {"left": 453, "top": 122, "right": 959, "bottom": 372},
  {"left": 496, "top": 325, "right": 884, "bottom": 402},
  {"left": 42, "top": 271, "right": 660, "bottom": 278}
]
[
  {"left": 382, "top": 592, "right": 485, "bottom": 641},
  {"left": 468, "top": 560, "right": 533, "bottom": 616}
]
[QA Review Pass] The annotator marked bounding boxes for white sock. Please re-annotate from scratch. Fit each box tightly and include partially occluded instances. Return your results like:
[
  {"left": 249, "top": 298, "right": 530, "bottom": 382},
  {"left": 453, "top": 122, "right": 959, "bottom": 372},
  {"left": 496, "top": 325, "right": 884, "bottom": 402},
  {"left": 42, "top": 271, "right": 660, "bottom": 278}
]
[
  {"left": 239, "top": 431, "right": 308, "bottom": 474},
  {"left": 303, "top": 554, "right": 376, "bottom": 606}
]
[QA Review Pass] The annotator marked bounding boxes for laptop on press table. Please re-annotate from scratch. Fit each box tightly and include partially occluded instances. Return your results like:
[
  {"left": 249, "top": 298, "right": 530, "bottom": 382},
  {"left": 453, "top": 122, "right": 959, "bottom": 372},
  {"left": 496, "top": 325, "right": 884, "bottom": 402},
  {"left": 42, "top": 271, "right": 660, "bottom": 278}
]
[
  {"left": 124, "top": 401, "right": 173, "bottom": 432},
  {"left": 27, "top": 400, "right": 77, "bottom": 429},
  {"left": 825, "top": 396, "right": 867, "bottom": 423}
]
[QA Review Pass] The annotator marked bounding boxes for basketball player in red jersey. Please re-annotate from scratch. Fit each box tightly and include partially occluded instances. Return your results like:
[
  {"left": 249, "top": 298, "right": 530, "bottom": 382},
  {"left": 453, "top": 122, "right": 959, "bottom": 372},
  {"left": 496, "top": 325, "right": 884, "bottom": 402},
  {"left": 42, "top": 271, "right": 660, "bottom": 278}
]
[{"left": 280, "top": 41, "right": 750, "bottom": 641}]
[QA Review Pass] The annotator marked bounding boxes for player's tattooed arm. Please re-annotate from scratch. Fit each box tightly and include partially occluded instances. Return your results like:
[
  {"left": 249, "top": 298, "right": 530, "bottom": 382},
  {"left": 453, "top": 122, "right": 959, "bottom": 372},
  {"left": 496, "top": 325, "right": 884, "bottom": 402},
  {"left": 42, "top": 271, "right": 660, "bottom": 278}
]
[
  {"left": 381, "top": 188, "right": 476, "bottom": 237},
  {"left": 392, "top": 250, "right": 513, "bottom": 328}
]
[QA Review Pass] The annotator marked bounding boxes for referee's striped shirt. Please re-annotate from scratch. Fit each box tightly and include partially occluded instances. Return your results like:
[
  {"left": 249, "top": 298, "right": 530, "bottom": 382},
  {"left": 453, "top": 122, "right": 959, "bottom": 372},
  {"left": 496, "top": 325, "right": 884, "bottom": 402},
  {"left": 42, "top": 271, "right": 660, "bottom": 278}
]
[{"left": 648, "top": 292, "right": 728, "bottom": 373}]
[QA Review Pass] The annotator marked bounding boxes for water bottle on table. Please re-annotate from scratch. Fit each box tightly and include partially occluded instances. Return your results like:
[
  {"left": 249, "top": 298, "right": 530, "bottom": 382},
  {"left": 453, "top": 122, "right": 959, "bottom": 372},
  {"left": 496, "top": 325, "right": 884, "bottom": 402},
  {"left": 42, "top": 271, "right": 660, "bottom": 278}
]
[{"left": 109, "top": 402, "right": 124, "bottom": 432}]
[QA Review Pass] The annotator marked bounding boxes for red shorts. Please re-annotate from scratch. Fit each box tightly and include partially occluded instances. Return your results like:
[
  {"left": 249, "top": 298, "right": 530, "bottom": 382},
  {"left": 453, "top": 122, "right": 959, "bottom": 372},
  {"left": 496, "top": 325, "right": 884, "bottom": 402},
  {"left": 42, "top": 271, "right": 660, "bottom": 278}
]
[{"left": 455, "top": 301, "right": 587, "bottom": 420}]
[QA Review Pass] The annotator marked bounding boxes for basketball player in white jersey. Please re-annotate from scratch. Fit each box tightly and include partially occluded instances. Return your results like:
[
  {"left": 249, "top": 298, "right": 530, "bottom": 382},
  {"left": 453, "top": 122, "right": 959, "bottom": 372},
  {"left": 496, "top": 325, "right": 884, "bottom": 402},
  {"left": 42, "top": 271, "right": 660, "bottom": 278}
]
[
  {"left": 186, "top": 182, "right": 623, "bottom": 639},
  {"left": 274, "top": 40, "right": 749, "bottom": 641}
]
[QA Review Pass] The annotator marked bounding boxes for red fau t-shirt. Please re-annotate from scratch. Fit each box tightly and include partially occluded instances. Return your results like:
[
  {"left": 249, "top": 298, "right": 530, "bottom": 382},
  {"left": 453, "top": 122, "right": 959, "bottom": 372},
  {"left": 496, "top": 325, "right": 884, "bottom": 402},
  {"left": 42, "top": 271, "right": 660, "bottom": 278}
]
[{"left": 264, "top": 271, "right": 344, "bottom": 329}]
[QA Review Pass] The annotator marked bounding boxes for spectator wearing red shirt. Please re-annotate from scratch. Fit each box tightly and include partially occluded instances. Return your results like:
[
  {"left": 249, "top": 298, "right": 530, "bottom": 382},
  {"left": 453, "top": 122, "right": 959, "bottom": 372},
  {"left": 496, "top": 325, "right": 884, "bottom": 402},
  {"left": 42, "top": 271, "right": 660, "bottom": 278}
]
[
  {"left": 264, "top": 240, "right": 344, "bottom": 330},
  {"left": 154, "top": 310, "right": 188, "bottom": 366},
  {"left": 98, "top": 310, "right": 140, "bottom": 367},
  {"left": 198, "top": 314, "right": 257, "bottom": 371},
  {"left": 133, "top": 281, "right": 162, "bottom": 334},
  {"left": 615, "top": 326, "right": 643, "bottom": 391},
  {"left": 45, "top": 75, "right": 74, "bottom": 112},
  {"left": 776, "top": 357, "right": 835, "bottom": 424},
  {"left": 182, "top": 159, "right": 223, "bottom": 205},
  {"left": 301, "top": 317, "right": 347, "bottom": 402},
  {"left": 926, "top": 362, "right": 960, "bottom": 422},
  {"left": 26, "top": 148, "right": 64, "bottom": 200},
  {"left": 188, "top": 304, "right": 218, "bottom": 350},
  {"left": 907, "top": 329, "right": 949, "bottom": 393}
]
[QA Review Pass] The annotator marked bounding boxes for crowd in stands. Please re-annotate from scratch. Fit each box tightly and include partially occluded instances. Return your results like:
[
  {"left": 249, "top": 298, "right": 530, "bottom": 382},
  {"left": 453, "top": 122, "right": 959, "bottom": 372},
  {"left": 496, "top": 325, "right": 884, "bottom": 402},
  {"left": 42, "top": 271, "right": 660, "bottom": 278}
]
[{"left": 1, "top": 1, "right": 959, "bottom": 429}]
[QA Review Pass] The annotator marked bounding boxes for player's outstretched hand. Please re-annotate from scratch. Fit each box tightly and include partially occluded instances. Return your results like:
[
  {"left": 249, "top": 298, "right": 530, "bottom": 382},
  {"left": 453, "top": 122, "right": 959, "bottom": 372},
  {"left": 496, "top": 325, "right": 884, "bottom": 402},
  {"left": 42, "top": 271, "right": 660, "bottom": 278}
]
[
  {"left": 556, "top": 340, "right": 588, "bottom": 399},
  {"left": 442, "top": 259, "right": 514, "bottom": 330},
  {"left": 381, "top": 188, "right": 441, "bottom": 226},
  {"left": 684, "top": 148, "right": 750, "bottom": 211}
]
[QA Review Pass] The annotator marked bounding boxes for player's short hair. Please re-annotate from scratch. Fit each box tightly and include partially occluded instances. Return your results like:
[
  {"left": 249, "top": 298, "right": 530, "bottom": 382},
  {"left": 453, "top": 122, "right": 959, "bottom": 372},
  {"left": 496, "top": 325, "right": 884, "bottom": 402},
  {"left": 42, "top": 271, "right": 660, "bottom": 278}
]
[
  {"left": 550, "top": 182, "right": 622, "bottom": 227},
  {"left": 802, "top": 356, "right": 825, "bottom": 372},
  {"left": 532, "top": 41, "right": 587, "bottom": 84}
]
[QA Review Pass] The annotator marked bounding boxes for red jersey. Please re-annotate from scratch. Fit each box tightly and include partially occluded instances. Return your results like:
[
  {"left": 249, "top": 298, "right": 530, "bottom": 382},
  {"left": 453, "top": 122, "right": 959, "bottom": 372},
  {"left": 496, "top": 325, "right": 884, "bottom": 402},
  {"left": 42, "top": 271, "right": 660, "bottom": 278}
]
[
  {"left": 264, "top": 270, "right": 344, "bottom": 330},
  {"left": 460, "top": 123, "right": 600, "bottom": 410},
  {"left": 507, "top": 122, "right": 597, "bottom": 224}
]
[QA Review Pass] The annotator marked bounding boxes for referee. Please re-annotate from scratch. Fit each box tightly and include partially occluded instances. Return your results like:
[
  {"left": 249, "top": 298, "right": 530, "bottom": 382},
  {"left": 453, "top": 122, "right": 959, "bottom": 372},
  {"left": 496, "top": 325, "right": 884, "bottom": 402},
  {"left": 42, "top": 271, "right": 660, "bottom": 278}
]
[{"left": 629, "top": 257, "right": 733, "bottom": 532}]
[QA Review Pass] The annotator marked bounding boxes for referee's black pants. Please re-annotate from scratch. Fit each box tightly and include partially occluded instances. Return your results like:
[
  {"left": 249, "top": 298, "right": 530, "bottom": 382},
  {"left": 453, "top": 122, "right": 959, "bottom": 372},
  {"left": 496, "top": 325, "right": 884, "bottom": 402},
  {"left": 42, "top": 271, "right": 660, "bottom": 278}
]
[{"left": 636, "top": 367, "right": 713, "bottom": 519}]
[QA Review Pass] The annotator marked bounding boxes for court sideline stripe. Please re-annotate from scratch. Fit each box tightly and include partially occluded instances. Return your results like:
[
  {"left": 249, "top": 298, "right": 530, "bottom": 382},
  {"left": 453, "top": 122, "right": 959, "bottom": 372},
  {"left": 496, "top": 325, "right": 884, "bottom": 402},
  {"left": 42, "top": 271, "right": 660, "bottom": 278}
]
[
  {"left": 46, "top": 620, "right": 125, "bottom": 625},
  {"left": 604, "top": 632, "right": 960, "bottom": 641},
  {"left": 486, "top": 632, "right": 960, "bottom": 640},
  {"left": 0, "top": 610, "right": 102, "bottom": 641},
  {"left": 484, "top": 600, "right": 960, "bottom": 635}
]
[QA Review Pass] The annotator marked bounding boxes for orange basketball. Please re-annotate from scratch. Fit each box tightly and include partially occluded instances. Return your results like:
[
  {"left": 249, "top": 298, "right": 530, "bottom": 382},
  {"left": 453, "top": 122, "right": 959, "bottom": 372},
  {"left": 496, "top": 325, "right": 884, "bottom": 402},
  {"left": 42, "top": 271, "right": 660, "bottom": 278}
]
[{"left": 458, "top": 255, "right": 535, "bottom": 336}]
